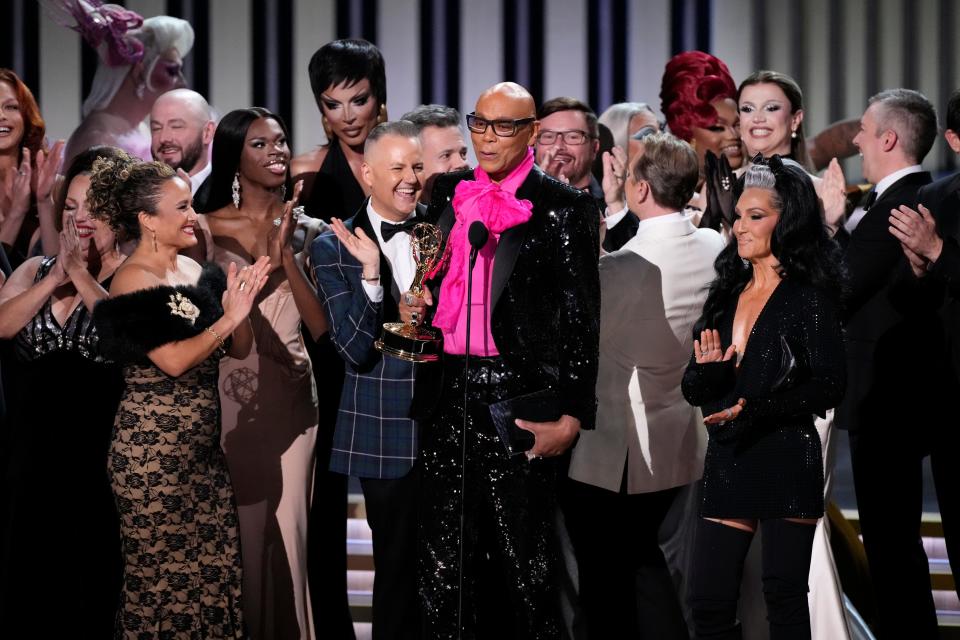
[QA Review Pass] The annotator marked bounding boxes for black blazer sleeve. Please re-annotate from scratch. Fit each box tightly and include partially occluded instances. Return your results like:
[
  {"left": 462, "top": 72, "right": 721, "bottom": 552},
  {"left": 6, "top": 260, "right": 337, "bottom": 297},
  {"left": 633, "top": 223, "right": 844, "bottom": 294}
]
[{"left": 555, "top": 193, "right": 601, "bottom": 428}]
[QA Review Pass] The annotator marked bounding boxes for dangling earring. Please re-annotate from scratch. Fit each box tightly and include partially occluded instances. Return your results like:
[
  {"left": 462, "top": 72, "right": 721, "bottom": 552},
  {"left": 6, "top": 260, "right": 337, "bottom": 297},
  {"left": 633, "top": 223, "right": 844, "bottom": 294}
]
[
  {"left": 232, "top": 172, "right": 241, "bottom": 208},
  {"left": 114, "top": 239, "right": 120, "bottom": 258},
  {"left": 377, "top": 104, "right": 388, "bottom": 124},
  {"left": 151, "top": 230, "right": 158, "bottom": 252},
  {"left": 791, "top": 130, "right": 797, "bottom": 139},
  {"left": 321, "top": 115, "right": 334, "bottom": 141},
  {"left": 741, "top": 257, "right": 750, "bottom": 268},
  {"left": 279, "top": 184, "right": 287, "bottom": 200},
  {"left": 135, "top": 81, "right": 146, "bottom": 100}
]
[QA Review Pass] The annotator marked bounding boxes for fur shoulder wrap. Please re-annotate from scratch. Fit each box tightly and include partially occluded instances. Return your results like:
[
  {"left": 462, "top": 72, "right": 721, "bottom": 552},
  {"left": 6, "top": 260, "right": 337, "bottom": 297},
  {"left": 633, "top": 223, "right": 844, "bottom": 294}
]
[{"left": 93, "top": 263, "right": 227, "bottom": 362}]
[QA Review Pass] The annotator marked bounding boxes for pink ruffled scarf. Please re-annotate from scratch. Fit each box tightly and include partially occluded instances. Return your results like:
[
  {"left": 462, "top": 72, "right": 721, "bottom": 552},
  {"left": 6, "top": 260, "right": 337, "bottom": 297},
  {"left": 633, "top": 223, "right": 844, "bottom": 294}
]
[{"left": 430, "top": 148, "right": 535, "bottom": 332}]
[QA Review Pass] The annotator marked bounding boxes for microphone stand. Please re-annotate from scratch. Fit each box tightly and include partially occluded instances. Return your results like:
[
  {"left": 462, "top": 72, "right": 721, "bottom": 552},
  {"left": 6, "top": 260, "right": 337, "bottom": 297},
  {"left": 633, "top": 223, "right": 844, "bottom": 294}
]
[{"left": 457, "top": 222, "right": 486, "bottom": 637}]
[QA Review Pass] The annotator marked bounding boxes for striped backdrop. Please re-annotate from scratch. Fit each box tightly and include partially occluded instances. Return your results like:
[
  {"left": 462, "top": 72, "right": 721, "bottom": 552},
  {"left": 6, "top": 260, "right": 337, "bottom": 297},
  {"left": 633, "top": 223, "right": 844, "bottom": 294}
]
[{"left": 3, "top": 0, "right": 959, "bottom": 177}]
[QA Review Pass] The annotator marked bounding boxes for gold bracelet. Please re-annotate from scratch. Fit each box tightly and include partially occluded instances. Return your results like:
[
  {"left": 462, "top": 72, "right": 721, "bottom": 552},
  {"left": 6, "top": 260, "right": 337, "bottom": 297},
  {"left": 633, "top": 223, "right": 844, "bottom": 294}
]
[{"left": 204, "top": 326, "right": 226, "bottom": 351}]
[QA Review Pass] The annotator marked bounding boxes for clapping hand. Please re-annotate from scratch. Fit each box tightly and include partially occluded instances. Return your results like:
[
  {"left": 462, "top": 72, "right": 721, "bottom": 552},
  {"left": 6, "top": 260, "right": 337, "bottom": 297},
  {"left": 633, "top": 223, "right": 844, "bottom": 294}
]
[
  {"left": 35, "top": 140, "right": 65, "bottom": 205},
  {"left": 694, "top": 329, "right": 737, "bottom": 364},
  {"left": 889, "top": 204, "right": 942, "bottom": 273},
  {"left": 268, "top": 180, "right": 304, "bottom": 269},
  {"left": 817, "top": 158, "right": 847, "bottom": 231},
  {"left": 2, "top": 148, "right": 32, "bottom": 223},
  {"left": 330, "top": 217, "right": 380, "bottom": 277},
  {"left": 222, "top": 256, "right": 271, "bottom": 324},
  {"left": 541, "top": 148, "right": 571, "bottom": 185},
  {"left": 601, "top": 146, "right": 628, "bottom": 212}
]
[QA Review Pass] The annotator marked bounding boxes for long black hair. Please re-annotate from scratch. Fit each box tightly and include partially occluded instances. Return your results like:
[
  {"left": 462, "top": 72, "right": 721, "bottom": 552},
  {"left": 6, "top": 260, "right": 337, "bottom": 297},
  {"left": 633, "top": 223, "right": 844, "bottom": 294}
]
[
  {"left": 194, "top": 107, "right": 292, "bottom": 213},
  {"left": 697, "top": 155, "right": 847, "bottom": 331}
]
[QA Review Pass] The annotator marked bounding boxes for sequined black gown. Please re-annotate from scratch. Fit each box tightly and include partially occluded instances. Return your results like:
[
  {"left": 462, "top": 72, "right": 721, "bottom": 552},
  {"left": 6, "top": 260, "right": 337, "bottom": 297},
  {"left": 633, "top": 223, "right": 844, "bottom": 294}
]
[
  {"left": 681, "top": 279, "right": 846, "bottom": 519},
  {"left": 0, "top": 257, "right": 124, "bottom": 637}
]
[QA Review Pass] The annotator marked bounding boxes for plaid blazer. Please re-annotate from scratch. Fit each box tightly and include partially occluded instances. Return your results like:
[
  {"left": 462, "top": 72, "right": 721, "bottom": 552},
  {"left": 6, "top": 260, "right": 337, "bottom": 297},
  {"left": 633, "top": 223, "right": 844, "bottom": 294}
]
[{"left": 310, "top": 201, "right": 422, "bottom": 479}]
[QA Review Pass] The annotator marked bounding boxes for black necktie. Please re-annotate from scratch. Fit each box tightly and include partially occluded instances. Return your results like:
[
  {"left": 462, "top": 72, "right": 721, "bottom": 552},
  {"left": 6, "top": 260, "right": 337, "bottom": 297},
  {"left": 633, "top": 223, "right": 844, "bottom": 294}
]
[
  {"left": 381, "top": 218, "right": 418, "bottom": 242},
  {"left": 861, "top": 190, "right": 877, "bottom": 211}
]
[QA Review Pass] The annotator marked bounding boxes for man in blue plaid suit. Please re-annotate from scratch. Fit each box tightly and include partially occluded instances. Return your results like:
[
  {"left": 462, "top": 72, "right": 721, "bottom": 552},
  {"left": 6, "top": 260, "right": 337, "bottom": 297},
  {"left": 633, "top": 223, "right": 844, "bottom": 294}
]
[{"left": 311, "top": 121, "right": 429, "bottom": 639}]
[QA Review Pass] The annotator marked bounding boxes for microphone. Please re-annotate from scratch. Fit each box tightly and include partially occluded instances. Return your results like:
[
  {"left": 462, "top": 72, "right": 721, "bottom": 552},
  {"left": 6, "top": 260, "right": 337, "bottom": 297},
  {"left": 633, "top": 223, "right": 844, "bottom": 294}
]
[{"left": 468, "top": 221, "right": 489, "bottom": 269}]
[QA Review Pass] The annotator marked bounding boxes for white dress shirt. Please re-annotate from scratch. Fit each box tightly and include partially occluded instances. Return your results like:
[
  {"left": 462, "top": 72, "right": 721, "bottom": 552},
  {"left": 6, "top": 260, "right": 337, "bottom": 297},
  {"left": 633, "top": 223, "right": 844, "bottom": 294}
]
[
  {"left": 189, "top": 162, "right": 212, "bottom": 195},
  {"left": 360, "top": 201, "right": 417, "bottom": 302},
  {"left": 844, "top": 164, "right": 922, "bottom": 233}
]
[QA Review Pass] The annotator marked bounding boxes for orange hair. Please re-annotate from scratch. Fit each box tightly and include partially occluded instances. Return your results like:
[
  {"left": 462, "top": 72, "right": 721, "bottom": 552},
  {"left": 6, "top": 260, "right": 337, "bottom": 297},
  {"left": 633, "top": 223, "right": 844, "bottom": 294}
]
[{"left": 0, "top": 68, "right": 46, "bottom": 163}]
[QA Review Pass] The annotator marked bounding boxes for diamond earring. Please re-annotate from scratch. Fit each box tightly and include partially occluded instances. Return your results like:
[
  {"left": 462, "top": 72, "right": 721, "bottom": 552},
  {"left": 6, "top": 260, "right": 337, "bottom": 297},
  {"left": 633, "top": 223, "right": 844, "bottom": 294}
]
[{"left": 232, "top": 172, "right": 241, "bottom": 208}]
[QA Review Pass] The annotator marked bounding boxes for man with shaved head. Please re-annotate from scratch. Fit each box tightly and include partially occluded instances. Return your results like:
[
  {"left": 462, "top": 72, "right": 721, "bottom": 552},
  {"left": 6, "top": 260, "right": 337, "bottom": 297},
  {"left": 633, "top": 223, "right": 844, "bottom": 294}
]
[
  {"left": 150, "top": 88, "right": 216, "bottom": 193},
  {"left": 311, "top": 120, "right": 427, "bottom": 639},
  {"left": 418, "top": 82, "right": 600, "bottom": 637}
]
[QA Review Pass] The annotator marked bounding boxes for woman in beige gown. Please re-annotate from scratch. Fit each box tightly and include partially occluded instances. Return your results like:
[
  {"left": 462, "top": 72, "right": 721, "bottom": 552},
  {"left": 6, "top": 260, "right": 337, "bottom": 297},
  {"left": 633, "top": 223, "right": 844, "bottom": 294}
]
[{"left": 194, "top": 107, "right": 329, "bottom": 640}]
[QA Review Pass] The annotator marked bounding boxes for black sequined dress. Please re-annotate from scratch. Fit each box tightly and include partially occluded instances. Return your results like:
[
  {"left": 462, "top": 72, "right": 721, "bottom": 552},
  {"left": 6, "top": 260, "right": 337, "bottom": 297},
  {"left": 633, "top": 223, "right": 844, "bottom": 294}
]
[
  {"left": 681, "top": 279, "right": 846, "bottom": 519},
  {"left": 0, "top": 256, "right": 124, "bottom": 637}
]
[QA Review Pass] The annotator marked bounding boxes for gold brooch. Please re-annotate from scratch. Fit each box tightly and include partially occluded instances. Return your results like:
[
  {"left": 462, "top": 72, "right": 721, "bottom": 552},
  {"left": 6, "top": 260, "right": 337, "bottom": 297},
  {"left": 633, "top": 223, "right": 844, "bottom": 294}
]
[{"left": 167, "top": 292, "right": 200, "bottom": 325}]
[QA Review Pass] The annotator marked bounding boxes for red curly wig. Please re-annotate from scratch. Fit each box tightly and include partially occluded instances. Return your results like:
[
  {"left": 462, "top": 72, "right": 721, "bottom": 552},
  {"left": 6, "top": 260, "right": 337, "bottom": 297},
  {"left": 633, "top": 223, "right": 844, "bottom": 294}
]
[
  {"left": 0, "top": 68, "right": 46, "bottom": 162},
  {"left": 659, "top": 51, "right": 736, "bottom": 142}
]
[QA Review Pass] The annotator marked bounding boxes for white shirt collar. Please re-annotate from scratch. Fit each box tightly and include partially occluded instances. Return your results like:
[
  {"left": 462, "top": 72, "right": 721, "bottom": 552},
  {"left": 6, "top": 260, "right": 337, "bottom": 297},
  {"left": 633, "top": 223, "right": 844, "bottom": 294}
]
[
  {"left": 189, "top": 162, "right": 212, "bottom": 195},
  {"left": 874, "top": 165, "right": 922, "bottom": 199},
  {"left": 637, "top": 211, "right": 685, "bottom": 229},
  {"left": 366, "top": 200, "right": 416, "bottom": 246}
]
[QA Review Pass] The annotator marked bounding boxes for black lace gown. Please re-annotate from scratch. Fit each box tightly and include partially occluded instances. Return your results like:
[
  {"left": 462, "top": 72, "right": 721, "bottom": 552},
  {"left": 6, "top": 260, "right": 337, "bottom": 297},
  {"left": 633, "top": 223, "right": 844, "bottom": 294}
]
[
  {"left": 681, "top": 279, "right": 846, "bottom": 519},
  {"left": 94, "top": 264, "right": 245, "bottom": 639},
  {"left": 0, "top": 256, "right": 124, "bottom": 637}
]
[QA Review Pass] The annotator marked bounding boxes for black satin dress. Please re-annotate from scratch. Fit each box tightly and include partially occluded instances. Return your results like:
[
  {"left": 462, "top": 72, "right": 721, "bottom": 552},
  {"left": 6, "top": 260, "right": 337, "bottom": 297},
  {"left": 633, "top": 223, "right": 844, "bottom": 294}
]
[{"left": 0, "top": 257, "right": 124, "bottom": 637}]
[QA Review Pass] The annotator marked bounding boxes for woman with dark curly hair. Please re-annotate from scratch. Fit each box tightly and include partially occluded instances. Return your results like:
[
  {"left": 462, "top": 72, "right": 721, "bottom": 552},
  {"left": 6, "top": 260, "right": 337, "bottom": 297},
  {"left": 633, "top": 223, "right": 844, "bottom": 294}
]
[
  {"left": 681, "top": 157, "right": 846, "bottom": 639},
  {"left": 90, "top": 150, "right": 270, "bottom": 638}
]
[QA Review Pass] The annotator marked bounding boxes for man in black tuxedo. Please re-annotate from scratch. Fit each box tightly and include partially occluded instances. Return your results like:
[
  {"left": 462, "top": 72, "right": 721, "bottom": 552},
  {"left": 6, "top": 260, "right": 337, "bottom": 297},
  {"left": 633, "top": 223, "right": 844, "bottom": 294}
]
[
  {"left": 418, "top": 82, "right": 599, "bottom": 639},
  {"left": 886, "top": 87, "right": 960, "bottom": 620},
  {"left": 834, "top": 88, "right": 943, "bottom": 638}
]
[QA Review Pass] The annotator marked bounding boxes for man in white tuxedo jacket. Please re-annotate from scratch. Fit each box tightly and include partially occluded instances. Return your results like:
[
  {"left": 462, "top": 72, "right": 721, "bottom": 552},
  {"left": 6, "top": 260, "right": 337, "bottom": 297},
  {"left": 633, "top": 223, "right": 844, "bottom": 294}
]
[{"left": 564, "top": 132, "right": 724, "bottom": 639}]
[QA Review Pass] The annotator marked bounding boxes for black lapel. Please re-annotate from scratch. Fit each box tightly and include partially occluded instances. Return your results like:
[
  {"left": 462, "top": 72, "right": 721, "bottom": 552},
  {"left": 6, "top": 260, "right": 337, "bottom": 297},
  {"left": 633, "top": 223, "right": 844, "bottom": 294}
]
[
  {"left": 490, "top": 165, "right": 544, "bottom": 310},
  {"left": 350, "top": 198, "right": 399, "bottom": 306}
]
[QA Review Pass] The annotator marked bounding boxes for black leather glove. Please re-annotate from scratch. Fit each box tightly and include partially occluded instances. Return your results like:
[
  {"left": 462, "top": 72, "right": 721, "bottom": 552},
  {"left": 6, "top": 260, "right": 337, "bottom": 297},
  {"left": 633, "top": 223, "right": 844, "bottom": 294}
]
[{"left": 700, "top": 150, "right": 736, "bottom": 231}]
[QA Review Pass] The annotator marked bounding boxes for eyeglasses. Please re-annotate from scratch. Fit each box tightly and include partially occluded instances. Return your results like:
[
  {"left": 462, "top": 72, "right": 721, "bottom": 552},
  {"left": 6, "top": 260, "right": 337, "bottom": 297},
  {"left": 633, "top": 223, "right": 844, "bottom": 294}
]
[
  {"left": 466, "top": 113, "right": 536, "bottom": 137},
  {"left": 536, "top": 130, "right": 592, "bottom": 145}
]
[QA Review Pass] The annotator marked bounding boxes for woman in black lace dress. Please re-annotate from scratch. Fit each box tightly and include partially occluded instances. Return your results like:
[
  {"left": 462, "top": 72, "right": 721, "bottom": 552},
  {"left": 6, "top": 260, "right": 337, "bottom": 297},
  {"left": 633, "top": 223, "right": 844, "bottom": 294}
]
[
  {"left": 681, "top": 157, "right": 846, "bottom": 640},
  {"left": 0, "top": 146, "right": 128, "bottom": 637},
  {"left": 90, "top": 151, "right": 270, "bottom": 639}
]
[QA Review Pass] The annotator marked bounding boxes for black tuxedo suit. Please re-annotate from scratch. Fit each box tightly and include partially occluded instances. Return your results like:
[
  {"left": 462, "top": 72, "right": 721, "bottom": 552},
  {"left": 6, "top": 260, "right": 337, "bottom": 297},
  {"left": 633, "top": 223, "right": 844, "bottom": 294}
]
[
  {"left": 418, "top": 165, "right": 600, "bottom": 639},
  {"left": 837, "top": 170, "right": 948, "bottom": 638}
]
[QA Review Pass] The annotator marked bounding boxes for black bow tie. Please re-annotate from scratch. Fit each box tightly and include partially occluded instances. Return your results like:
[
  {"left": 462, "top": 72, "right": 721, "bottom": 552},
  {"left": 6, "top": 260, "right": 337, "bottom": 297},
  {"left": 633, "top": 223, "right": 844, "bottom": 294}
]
[
  {"left": 381, "top": 218, "right": 418, "bottom": 242},
  {"left": 861, "top": 190, "right": 877, "bottom": 211}
]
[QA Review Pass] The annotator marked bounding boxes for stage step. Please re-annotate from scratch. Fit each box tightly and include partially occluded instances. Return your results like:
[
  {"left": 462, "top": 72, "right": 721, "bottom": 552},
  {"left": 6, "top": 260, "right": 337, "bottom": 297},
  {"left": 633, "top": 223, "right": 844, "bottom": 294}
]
[{"left": 344, "top": 505, "right": 959, "bottom": 633}]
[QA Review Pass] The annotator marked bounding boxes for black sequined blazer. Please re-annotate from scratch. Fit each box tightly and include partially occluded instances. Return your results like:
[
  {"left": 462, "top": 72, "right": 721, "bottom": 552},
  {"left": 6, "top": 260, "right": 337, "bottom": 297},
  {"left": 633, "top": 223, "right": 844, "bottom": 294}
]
[{"left": 425, "top": 165, "right": 600, "bottom": 429}]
